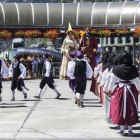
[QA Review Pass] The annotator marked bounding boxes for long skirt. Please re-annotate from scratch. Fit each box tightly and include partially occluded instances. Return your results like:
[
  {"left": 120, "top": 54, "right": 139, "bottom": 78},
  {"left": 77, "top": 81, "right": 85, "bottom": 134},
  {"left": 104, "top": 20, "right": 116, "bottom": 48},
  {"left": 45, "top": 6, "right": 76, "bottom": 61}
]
[
  {"left": 100, "top": 87, "right": 105, "bottom": 106},
  {"left": 109, "top": 84, "right": 139, "bottom": 126},
  {"left": 90, "top": 78, "right": 100, "bottom": 97}
]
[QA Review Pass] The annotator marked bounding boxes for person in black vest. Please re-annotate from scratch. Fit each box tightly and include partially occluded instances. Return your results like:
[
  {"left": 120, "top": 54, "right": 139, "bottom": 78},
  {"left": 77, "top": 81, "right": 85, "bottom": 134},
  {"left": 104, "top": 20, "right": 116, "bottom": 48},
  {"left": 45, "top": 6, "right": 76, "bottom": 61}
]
[
  {"left": 69, "top": 51, "right": 93, "bottom": 107},
  {"left": 34, "top": 52, "right": 61, "bottom": 99},
  {"left": 0, "top": 53, "right": 9, "bottom": 101},
  {"left": 9, "top": 54, "right": 27, "bottom": 101}
]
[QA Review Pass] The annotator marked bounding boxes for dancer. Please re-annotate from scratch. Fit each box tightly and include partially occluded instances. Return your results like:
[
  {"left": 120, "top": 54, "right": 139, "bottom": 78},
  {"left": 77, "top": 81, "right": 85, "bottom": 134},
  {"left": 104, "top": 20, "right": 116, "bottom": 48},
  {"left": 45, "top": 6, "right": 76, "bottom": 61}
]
[
  {"left": 9, "top": 54, "right": 27, "bottom": 101},
  {"left": 34, "top": 52, "right": 61, "bottom": 99},
  {"left": 0, "top": 57, "right": 9, "bottom": 101},
  {"left": 67, "top": 52, "right": 76, "bottom": 93},
  {"left": 108, "top": 52, "right": 140, "bottom": 136},
  {"left": 68, "top": 51, "right": 93, "bottom": 107}
]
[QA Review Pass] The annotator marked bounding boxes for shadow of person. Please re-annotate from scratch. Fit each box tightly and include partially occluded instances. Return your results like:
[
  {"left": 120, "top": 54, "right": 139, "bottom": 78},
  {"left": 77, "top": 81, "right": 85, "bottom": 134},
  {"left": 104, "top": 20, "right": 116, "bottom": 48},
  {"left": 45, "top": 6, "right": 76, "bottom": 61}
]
[
  {"left": 0, "top": 105, "right": 28, "bottom": 108},
  {"left": 0, "top": 103, "right": 25, "bottom": 105},
  {"left": 84, "top": 105, "right": 102, "bottom": 108}
]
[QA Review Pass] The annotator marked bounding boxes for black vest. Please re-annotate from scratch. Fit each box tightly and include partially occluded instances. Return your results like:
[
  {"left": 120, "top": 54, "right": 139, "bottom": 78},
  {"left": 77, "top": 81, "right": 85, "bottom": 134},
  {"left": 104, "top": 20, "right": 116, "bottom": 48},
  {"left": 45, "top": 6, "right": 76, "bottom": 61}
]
[
  {"left": 42, "top": 60, "right": 51, "bottom": 76},
  {"left": 74, "top": 60, "right": 86, "bottom": 77},
  {"left": 12, "top": 62, "right": 21, "bottom": 78}
]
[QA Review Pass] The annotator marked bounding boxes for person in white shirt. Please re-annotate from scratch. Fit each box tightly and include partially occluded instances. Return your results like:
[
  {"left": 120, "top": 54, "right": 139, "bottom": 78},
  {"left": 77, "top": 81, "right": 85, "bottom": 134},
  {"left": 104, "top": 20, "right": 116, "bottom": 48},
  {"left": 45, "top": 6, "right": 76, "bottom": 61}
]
[
  {"left": 34, "top": 52, "right": 61, "bottom": 99},
  {"left": 68, "top": 51, "right": 93, "bottom": 107},
  {"left": 9, "top": 54, "right": 27, "bottom": 101},
  {"left": 67, "top": 52, "right": 76, "bottom": 93},
  {"left": 0, "top": 58, "right": 9, "bottom": 101}
]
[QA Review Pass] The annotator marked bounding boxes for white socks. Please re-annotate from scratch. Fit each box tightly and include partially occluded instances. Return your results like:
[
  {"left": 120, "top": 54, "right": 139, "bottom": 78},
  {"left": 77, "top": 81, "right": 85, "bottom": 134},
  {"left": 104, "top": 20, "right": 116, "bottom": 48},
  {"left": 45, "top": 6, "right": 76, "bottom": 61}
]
[
  {"left": 76, "top": 93, "right": 84, "bottom": 102},
  {"left": 120, "top": 125, "right": 132, "bottom": 132},
  {"left": 128, "top": 126, "right": 132, "bottom": 131},
  {"left": 80, "top": 94, "right": 84, "bottom": 102},
  {"left": 37, "top": 88, "right": 43, "bottom": 96},
  {"left": 12, "top": 90, "right": 15, "bottom": 98},
  {"left": 21, "top": 89, "right": 26, "bottom": 95},
  {"left": 120, "top": 125, "right": 125, "bottom": 131},
  {"left": 53, "top": 88, "right": 60, "bottom": 96}
]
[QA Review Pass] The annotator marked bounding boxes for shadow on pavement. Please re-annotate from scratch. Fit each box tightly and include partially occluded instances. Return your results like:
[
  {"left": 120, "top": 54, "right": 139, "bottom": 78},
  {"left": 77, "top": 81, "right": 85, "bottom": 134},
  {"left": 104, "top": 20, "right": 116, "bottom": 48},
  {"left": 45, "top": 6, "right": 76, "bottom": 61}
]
[
  {"left": 0, "top": 103, "right": 25, "bottom": 105},
  {"left": 84, "top": 105, "right": 102, "bottom": 107},
  {"left": 58, "top": 98, "right": 72, "bottom": 100},
  {"left": 0, "top": 105, "right": 28, "bottom": 108},
  {"left": 84, "top": 99, "right": 99, "bottom": 101},
  {"left": 17, "top": 99, "right": 42, "bottom": 101},
  {"left": 83, "top": 102, "right": 101, "bottom": 104}
]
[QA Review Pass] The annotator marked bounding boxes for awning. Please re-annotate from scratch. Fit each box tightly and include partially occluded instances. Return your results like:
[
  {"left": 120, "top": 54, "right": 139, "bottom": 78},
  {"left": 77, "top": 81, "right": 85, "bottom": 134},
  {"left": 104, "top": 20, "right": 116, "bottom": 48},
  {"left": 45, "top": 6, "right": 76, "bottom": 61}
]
[{"left": 0, "top": 2, "right": 140, "bottom": 29}]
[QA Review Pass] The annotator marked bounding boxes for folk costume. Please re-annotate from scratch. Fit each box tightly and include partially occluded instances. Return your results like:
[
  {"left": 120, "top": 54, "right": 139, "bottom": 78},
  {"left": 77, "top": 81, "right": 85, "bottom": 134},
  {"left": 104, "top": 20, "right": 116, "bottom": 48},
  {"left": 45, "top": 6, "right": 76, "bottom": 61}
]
[
  {"left": 34, "top": 52, "right": 61, "bottom": 99},
  {"left": 67, "top": 52, "right": 76, "bottom": 92},
  {"left": 60, "top": 23, "right": 78, "bottom": 79},
  {"left": 9, "top": 55, "right": 27, "bottom": 101},
  {"left": 108, "top": 52, "right": 140, "bottom": 136},
  {"left": 68, "top": 51, "right": 93, "bottom": 107},
  {"left": 79, "top": 27, "right": 98, "bottom": 70},
  {"left": 0, "top": 59, "right": 9, "bottom": 101},
  {"left": 90, "top": 51, "right": 108, "bottom": 97}
]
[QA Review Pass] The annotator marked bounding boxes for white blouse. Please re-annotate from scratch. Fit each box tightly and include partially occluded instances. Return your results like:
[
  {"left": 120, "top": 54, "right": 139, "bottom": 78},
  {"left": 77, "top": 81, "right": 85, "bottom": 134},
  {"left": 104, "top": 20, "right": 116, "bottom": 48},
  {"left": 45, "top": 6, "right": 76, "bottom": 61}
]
[
  {"left": 67, "top": 59, "right": 93, "bottom": 80},
  {"left": 108, "top": 73, "right": 140, "bottom": 93},
  {"left": 9, "top": 62, "right": 27, "bottom": 79},
  {"left": 94, "top": 63, "right": 102, "bottom": 78},
  {"left": 67, "top": 59, "right": 76, "bottom": 79},
  {"left": 100, "top": 68, "right": 109, "bottom": 87}
]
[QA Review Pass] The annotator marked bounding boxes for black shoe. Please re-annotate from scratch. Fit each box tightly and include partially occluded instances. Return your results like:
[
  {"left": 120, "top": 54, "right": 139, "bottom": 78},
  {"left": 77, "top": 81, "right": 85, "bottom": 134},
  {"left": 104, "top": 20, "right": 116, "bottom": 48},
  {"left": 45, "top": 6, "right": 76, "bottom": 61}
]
[
  {"left": 33, "top": 95, "right": 40, "bottom": 99},
  {"left": 116, "top": 130, "right": 124, "bottom": 136},
  {"left": 24, "top": 93, "right": 27, "bottom": 99},
  {"left": 11, "top": 98, "right": 15, "bottom": 101},
  {"left": 128, "top": 131, "right": 135, "bottom": 137},
  {"left": 75, "top": 98, "right": 77, "bottom": 104},
  {"left": 55, "top": 94, "right": 61, "bottom": 99}
]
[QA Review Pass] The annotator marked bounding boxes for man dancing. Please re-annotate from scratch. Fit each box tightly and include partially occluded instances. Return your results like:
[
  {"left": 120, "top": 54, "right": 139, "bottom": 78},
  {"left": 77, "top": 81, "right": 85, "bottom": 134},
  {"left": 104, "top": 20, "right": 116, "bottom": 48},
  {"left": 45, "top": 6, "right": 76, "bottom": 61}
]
[
  {"left": 34, "top": 52, "right": 61, "bottom": 99},
  {"left": 9, "top": 54, "right": 27, "bottom": 101},
  {"left": 68, "top": 51, "right": 93, "bottom": 107}
]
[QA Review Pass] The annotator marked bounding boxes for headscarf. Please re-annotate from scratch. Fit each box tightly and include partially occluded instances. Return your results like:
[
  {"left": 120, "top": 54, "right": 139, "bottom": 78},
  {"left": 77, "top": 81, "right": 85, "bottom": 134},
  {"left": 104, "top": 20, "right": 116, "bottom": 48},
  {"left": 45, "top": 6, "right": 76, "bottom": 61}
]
[
  {"left": 113, "top": 51, "right": 139, "bottom": 80},
  {"left": 102, "top": 52, "right": 116, "bottom": 71}
]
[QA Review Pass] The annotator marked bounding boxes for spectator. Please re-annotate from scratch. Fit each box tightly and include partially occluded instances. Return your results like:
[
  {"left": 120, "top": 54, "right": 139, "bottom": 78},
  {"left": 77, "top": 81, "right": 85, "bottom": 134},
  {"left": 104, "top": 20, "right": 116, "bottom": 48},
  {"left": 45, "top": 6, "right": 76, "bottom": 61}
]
[
  {"left": 95, "top": 52, "right": 101, "bottom": 66},
  {"left": 5, "top": 60, "right": 11, "bottom": 68},
  {"left": 20, "top": 55, "right": 26, "bottom": 67},
  {"left": 26, "top": 53, "right": 32, "bottom": 79},
  {"left": 37, "top": 54, "right": 43, "bottom": 77},
  {"left": 83, "top": 54, "right": 90, "bottom": 64},
  {"left": 32, "top": 54, "right": 39, "bottom": 78},
  {"left": 3, "top": 54, "right": 9, "bottom": 62}
]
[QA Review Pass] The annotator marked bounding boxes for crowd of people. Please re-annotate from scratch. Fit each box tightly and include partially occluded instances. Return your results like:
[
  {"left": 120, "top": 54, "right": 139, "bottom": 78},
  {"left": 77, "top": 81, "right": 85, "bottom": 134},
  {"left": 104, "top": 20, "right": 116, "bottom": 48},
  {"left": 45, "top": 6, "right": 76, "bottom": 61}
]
[{"left": 3, "top": 53, "right": 54, "bottom": 79}]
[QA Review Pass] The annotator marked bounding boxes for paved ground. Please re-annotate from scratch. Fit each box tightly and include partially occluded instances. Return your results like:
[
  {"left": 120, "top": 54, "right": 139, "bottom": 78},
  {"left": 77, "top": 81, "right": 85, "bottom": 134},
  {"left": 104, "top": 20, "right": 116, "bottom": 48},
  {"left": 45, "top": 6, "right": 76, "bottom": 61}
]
[{"left": 0, "top": 79, "right": 140, "bottom": 139}]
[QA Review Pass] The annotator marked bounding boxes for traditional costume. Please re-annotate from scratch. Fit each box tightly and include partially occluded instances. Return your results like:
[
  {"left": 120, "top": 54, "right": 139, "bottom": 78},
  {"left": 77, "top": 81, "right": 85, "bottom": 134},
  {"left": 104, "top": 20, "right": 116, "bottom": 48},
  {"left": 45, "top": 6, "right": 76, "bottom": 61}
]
[
  {"left": 67, "top": 52, "right": 76, "bottom": 92},
  {"left": 79, "top": 26, "right": 98, "bottom": 70},
  {"left": 68, "top": 51, "right": 93, "bottom": 107},
  {"left": 60, "top": 23, "right": 78, "bottom": 79},
  {"left": 9, "top": 55, "right": 27, "bottom": 101},
  {"left": 34, "top": 52, "right": 61, "bottom": 99},
  {"left": 108, "top": 52, "right": 140, "bottom": 136},
  {"left": 0, "top": 59, "right": 9, "bottom": 101},
  {"left": 90, "top": 51, "right": 108, "bottom": 97}
]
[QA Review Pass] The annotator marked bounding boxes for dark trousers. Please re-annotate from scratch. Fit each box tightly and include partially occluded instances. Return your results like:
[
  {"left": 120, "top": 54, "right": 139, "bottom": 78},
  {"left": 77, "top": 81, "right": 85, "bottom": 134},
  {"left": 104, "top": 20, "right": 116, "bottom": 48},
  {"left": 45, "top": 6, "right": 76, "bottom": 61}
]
[
  {"left": 75, "top": 80, "right": 87, "bottom": 94},
  {"left": 40, "top": 76, "right": 54, "bottom": 89},
  {"left": 38, "top": 64, "right": 43, "bottom": 77},
  {"left": 11, "top": 78, "right": 22, "bottom": 91}
]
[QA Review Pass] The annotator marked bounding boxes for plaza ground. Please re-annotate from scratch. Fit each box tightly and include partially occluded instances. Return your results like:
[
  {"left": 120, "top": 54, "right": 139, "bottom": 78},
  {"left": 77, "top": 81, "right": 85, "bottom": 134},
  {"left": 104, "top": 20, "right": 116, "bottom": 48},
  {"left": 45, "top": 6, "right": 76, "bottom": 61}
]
[{"left": 0, "top": 79, "right": 140, "bottom": 139}]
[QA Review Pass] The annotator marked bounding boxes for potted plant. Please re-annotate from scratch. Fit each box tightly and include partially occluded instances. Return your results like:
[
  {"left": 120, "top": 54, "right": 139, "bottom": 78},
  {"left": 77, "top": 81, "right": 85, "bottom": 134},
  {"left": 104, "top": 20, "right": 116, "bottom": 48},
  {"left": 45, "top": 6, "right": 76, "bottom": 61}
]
[
  {"left": 0, "top": 30, "right": 12, "bottom": 40},
  {"left": 24, "top": 30, "right": 42, "bottom": 38},
  {"left": 44, "top": 29, "right": 60, "bottom": 42},
  {"left": 98, "top": 30, "right": 112, "bottom": 37},
  {"left": 15, "top": 30, "right": 25, "bottom": 38}
]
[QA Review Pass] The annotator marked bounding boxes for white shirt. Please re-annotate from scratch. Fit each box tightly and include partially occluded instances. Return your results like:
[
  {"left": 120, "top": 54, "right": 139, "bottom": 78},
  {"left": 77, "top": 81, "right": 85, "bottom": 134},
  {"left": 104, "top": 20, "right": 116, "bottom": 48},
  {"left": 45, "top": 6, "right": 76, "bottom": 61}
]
[
  {"left": 67, "top": 58, "right": 76, "bottom": 79},
  {"left": 94, "top": 63, "right": 102, "bottom": 78},
  {"left": 68, "top": 59, "right": 93, "bottom": 80},
  {"left": 44, "top": 59, "right": 51, "bottom": 77},
  {"left": 9, "top": 62, "right": 27, "bottom": 79},
  {"left": 0, "top": 60, "right": 9, "bottom": 78},
  {"left": 108, "top": 73, "right": 140, "bottom": 93}
]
